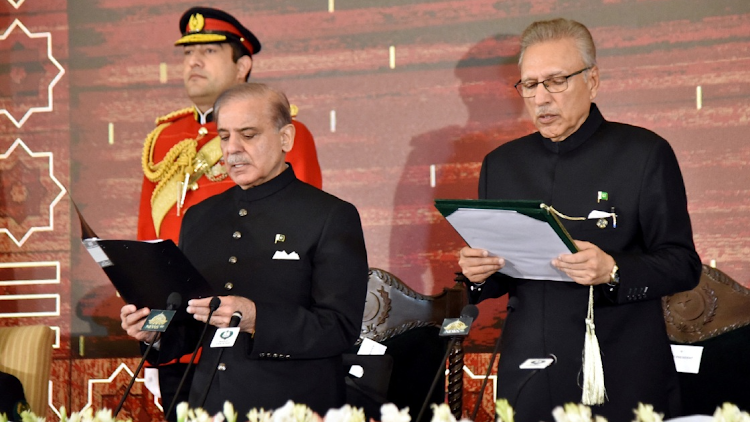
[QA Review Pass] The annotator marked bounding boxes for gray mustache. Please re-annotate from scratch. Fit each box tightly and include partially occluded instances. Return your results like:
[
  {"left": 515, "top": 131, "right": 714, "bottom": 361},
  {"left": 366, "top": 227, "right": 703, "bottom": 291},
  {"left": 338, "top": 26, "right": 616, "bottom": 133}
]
[{"left": 226, "top": 154, "right": 250, "bottom": 165}]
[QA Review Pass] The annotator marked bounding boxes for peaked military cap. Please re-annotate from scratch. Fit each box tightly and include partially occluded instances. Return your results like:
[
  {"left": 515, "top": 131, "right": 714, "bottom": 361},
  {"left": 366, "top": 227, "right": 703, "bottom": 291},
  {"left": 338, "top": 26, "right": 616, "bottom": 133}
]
[{"left": 175, "top": 7, "right": 262, "bottom": 56}]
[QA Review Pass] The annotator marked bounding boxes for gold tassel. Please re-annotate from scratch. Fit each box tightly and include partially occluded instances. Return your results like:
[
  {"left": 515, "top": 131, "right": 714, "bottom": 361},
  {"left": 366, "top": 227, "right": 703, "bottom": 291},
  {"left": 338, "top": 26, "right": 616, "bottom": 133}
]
[{"left": 582, "top": 285, "right": 606, "bottom": 405}]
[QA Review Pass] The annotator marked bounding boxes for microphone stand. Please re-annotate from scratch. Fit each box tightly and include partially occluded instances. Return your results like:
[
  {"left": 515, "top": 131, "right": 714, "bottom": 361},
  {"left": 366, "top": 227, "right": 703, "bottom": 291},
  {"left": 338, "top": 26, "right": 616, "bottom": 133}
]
[
  {"left": 114, "top": 292, "right": 182, "bottom": 418},
  {"left": 113, "top": 331, "right": 159, "bottom": 417},
  {"left": 165, "top": 296, "right": 221, "bottom": 421},
  {"left": 416, "top": 304, "right": 478, "bottom": 422},
  {"left": 416, "top": 336, "right": 460, "bottom": 422},
  {"left": 196, "top": 311, "right": 242, "bottom": 408},
  {"left": 470, "top": 297, "right": 517, "bottom": 421}
]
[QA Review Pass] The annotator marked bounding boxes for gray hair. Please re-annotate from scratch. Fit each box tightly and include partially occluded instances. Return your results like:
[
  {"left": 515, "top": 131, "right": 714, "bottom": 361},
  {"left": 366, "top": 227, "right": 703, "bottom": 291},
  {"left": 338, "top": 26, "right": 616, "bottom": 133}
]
[
  {"left": 518, "top": 18, "right": 597, "bottom": 69},
  {"left": 214, "top": 82, "right": 292, "bottom": 131}
]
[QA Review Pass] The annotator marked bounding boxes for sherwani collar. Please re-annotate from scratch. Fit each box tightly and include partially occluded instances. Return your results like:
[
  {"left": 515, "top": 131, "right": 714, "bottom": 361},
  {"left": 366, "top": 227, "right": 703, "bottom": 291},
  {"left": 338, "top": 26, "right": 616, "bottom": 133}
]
[
  {"left": 233, "top": 164, "right": 296, "bottom": 204},
  {"left": 540, "top": 103, "right": 604, "bottom": 154}
]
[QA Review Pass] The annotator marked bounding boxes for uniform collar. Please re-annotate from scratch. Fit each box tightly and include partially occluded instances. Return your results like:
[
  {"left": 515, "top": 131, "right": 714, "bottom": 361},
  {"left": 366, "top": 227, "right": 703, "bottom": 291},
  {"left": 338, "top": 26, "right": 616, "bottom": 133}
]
[
  {"left": 194, "top": 106, "right": 215, "bottom": 124},
  {"left": 540, "top": 103, "right": 603, "bottom": 154},
  {"left": 233, "top": 164, "right": 296, "bottom": 203}
]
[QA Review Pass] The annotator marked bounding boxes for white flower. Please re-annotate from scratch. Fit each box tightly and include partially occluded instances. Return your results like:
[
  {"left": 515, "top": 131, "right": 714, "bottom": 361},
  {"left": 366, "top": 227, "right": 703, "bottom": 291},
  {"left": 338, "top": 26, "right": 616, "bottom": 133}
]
[
  {"left": 222, "top": 402, "right": 237, "bottom": 422},
  {"left": 713, "top": 403, "right": 750, "bottom": 422},
  {"left": 632, "top": 403, "right": 663, "bottom": 422},
  {"left": 495, "top": 399, "right": 514, "bottom": 422},
  {"left": 176, "top": 403, "right": 190, "bottom": 422},
  {"left": 246, "top": 408, "right": 273, "bottom": 422},
  {"left": 271, "top": 401, "right": 317, "bottom": 422},
  {"left": 552, "top": 403, "right": 606, "bottom": 422},
  {"left": 430, "top": 403, "right": 456, "bottom": 422},
  {"left": 94, "top": 409, "right": 114, "bottom": 422},
  {"left": 323, "top": 405, "right": 364, "bottom": 422},
  {"left": 380, "top": 404, "right": 411, "bottom": 422}
]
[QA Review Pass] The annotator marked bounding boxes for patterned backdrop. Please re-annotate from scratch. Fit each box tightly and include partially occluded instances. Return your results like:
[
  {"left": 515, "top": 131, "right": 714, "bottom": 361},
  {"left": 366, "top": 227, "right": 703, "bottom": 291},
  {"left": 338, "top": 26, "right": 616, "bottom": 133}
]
[{"left": 1, "top": 0, "right": 750, "bottom": 420}]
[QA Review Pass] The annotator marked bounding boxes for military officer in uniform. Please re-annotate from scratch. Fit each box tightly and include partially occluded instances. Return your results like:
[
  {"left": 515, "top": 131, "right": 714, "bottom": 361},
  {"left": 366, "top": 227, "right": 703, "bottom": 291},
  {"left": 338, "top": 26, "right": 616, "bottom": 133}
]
[
  {"left": 121, "top": 83, "right": 368, "bottom": 416},
  {"left": 138, "top": 6, "right": 322, "bottom": 244},
  {"left": 136, "top": 7, "right": 323, "bottom": 415}
]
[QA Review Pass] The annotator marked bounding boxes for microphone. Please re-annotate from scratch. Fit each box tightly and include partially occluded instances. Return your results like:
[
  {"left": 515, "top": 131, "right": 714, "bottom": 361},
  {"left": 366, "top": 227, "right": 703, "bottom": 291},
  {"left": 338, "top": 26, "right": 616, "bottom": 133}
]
[
  {"left": 165, "top": 296, "right": 221, "bottom": 421},
  {"left": 470, "top": 296, "right": 518, "bottom": 421},
  {"left": 416, "top": 305, "right": 479, "bottom": 422},
  {"left": 114, "top": 292, "right": 182, "bottom": 417},
  {"left": 229, "top": 311, "right": 242, "bottom": 328},
  {"left": 196, "top": 311, "right": 243, "bottom": 407}
]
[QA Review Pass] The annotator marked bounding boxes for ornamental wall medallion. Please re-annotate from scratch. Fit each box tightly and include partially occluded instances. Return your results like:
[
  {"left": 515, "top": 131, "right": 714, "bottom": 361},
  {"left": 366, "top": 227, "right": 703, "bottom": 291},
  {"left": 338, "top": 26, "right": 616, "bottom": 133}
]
[
  {"left": 0, "top": 19, "right": 65, "bottom": 128},
  {"left": 0, "top": 139, "right": 66, "bottom": 246}
]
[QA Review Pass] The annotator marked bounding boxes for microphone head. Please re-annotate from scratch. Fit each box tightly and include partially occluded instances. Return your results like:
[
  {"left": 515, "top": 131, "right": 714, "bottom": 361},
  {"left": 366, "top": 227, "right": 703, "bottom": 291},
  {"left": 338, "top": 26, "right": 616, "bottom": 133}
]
[
  {"left": 506, "top": 296, "right": 519, "bottom": 311},
  {"left": 229, "top": 311, "right": 243, "bottom": 328},
  {"left": 460, "top": 304, "right": 479, "bottom": 321},
  {"left": 166, "top": 292, "right": 182, "bottom": 310},
  {"left": 209, "top": 296, "right": 221, "bottom": 311}
]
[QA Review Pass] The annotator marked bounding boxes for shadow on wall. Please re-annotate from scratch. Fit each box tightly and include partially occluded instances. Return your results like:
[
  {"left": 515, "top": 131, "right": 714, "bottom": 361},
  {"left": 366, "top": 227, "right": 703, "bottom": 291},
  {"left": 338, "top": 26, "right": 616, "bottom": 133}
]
[{"left": 388, "top": 34, "right": 534, "bottom": 350}]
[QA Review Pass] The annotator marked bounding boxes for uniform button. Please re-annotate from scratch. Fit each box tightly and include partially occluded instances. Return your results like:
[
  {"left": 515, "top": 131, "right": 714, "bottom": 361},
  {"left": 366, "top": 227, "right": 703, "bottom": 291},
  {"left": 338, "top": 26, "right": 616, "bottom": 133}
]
[
  {"left": 285, "top": 354, "right": 291, "bottom": 359},
  {"left": 272, "top": 353, "right": 279, "bottom": 358},
  {"left": 233, "top": 231, "right": 242, "bottom": 239},
  {"left": 228, "top": 256, "right": 238, "bottom": 264},
  {"left": 198, "top": 127, "right": 208, "bottom": 136},
  {"left": 259, "top": 353, "right": 265, "bottom": 358},
  {"left": 224, "top": 282, "right": 234, "bottom": 290},
  {"left": 239, "top": 209, "right": 248, "bottom": 217},
  {"left": 217, "top": 363, "right": 226, "bottom": 371}
]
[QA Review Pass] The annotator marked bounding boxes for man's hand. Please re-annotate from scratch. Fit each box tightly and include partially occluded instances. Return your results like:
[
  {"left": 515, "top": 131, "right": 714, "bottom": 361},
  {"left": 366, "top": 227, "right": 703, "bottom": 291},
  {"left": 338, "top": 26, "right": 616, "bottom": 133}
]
[
  {"left": 187, "top": 296, "right": 257, "bottom": 334},
  {"left": 120, "top": 304, "right": 154, "bottom": 342},
  {"left": 459, "top": 247, "right": 505, "bottom": 283},
  {"left": 552, "top": 240, "right": 616, "bottom": 286}
]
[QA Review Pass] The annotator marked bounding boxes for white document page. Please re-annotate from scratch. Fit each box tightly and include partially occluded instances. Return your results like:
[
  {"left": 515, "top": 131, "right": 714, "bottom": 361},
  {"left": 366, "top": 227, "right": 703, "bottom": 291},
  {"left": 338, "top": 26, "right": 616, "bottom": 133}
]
[{"left": 446, "top": 207, "right": 574, "bottom": 282}]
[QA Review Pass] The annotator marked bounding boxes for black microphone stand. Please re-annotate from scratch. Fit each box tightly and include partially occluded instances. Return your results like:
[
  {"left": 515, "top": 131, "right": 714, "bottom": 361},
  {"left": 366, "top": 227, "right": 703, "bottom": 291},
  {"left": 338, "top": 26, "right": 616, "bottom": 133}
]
[
  {"left": 416, "top": 335, "right": 461, "bottom": 422},
  {"left": 114, "top": 292, "right": 182, "bottom": 417},
  {"left": 470, "top": 297, "right": 517, "bottom": 421},
  {"left": 113, "top": 331, "right": 159, "bottom": 417},
  {"left": 165, "top": 296, "right": 221, "bottom": 421},
  {"left": 416, "top": 305, "right": 478, "bottom": 422},
  {"left": 196, "top": 311, "right": 242, "bottom": 407}
]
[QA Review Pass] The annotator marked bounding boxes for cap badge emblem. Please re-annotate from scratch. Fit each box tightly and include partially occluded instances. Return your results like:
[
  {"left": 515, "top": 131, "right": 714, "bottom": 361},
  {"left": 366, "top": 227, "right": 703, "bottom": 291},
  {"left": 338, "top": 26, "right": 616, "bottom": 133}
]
[{"left": 188, "top": 13, "right": 205, "bottom": 33}]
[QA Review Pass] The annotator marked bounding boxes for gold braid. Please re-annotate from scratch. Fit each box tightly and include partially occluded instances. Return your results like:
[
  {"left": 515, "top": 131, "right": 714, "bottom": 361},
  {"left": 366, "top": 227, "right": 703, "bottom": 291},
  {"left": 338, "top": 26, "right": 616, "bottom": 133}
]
[{"left": 141, "top": 122, "right": 199, "bottom": 205}]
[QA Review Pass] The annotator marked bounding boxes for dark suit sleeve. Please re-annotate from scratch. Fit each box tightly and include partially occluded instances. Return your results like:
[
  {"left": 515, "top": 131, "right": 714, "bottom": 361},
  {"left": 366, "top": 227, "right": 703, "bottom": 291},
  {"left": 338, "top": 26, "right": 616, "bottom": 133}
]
[
  {"left": 605, "top": 139, "right": 701, "bottom": 303},
  {"left": 251, "top": 201, "right": 368, "bottom": 359}
]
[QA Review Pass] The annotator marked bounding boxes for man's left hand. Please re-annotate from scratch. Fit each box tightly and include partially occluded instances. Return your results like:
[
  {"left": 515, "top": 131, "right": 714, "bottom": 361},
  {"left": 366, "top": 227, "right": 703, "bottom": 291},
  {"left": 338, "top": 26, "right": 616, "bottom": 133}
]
[{"left": 552, "top": 240, "right": 615, "bottom": 286}]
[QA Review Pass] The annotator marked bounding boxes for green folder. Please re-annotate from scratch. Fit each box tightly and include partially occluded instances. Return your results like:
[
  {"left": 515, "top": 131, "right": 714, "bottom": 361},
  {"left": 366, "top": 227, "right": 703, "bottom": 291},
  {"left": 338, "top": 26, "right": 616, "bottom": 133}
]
[{"left": 435, "top": 199, "right": 577, "bottom": 253}]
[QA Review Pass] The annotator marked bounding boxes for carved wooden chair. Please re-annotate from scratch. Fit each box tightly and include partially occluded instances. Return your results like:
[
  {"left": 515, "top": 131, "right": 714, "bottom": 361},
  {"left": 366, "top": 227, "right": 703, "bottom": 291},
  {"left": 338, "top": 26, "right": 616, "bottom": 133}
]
[
  {"left": 662, "top": 264, "right": 750, "bottom": 414},
  {"left": 345, "top": 268, "right": 467, "bottom": 422}
]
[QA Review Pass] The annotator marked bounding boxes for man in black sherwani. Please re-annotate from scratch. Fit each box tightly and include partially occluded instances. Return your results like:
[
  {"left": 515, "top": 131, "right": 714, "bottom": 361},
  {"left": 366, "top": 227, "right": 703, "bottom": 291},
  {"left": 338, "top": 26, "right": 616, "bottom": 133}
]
[
  {"left": 458, "top": 18, "right": 701, "bottom": 422},
  {"left": 121, "top": 83, "right": 368, "bottom": 416}
]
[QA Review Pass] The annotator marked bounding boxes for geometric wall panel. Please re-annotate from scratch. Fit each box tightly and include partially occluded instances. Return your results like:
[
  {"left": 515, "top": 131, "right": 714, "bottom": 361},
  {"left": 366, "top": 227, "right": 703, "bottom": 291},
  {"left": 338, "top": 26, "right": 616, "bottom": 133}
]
[
  {"left": 0, "top": 139, "right": 66, "bottom": 246},
  {"left": 0, "top": 19, "right": 65, "bottom": 128}
]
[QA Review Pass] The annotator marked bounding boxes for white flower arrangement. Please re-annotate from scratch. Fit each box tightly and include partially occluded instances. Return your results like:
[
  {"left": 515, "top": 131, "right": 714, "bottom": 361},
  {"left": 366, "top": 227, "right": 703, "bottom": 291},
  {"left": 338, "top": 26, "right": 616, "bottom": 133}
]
[
  {"left": 632, "top": 403, "right": 664, "bottom": 422},
  {"left": 2, "top": 400, "right": 747, "bottom": 422},
  {"left": 712, "top": 403, "right": 750, "bottom": 422},
  {"left": 380, "top": 403, "right": 411, "bottom": 422},
  {"left": 551, "top": 402, "right": 607, "bottom": 422}
]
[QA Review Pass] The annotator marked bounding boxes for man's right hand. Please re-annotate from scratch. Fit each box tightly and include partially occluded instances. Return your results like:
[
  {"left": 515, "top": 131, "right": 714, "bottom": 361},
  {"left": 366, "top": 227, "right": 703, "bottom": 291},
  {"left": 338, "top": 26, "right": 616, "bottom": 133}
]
[
  {"left": 120, "top": 304, "right": 153, "bottom": 342},
  {"left": 459, "top": 247, "right": 505, "bottom": 283}
]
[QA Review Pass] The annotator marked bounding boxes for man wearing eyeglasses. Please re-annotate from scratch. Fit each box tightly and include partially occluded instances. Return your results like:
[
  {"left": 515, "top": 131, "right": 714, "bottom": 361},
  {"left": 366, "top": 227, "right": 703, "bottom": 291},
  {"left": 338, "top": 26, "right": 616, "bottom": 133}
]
[{"left": 458, "top": 19, "right": 700, "bottom": 422}]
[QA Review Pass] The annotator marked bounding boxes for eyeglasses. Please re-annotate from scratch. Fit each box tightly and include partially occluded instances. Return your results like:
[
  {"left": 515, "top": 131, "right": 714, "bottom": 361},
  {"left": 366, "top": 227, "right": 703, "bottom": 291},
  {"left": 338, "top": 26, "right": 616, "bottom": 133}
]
[{"left": 514, "top": 67, "right": 591, "bottom": 98}]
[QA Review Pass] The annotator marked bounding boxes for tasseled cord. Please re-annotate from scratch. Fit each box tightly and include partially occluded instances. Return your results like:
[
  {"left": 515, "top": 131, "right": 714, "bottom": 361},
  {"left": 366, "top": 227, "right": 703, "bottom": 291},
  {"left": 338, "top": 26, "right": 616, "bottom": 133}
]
[{"left": 581, "top": 285, "right": 606, "bottom": 405}]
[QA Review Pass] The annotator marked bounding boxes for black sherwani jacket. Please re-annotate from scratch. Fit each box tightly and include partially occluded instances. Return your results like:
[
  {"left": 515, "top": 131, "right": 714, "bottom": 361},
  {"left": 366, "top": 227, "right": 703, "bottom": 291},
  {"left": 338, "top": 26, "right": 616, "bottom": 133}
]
[
  {"left": 474, "top": 104, "right": 701, "bottom": 422},
  {"left": 155, "top": 166, "right": 368, "bottom": 415}
]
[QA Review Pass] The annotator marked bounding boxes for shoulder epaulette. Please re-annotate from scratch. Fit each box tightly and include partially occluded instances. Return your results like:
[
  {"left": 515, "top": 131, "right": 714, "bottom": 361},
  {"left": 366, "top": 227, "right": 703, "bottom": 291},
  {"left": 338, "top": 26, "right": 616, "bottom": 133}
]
[
  {"left": 290, "top": 104, "right": 299, "bottom": 120},
  {"left": 155, "top": 107, "right": 196, "bottom": 126}
]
